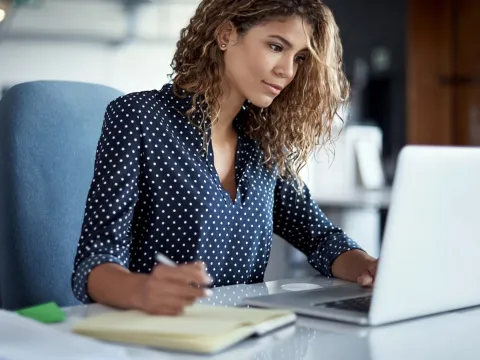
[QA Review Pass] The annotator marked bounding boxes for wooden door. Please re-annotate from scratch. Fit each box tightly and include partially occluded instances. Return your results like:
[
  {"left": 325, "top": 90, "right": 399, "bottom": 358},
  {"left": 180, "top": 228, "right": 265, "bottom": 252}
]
[{"left": 407, "top": 0, "right": 480, "bottom": 146}]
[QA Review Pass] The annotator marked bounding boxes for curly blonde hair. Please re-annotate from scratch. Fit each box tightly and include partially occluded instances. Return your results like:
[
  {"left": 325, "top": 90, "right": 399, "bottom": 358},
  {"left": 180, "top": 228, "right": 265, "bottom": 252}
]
[{"left": 170, "top": 0, "right": 349, "bottom": 189}]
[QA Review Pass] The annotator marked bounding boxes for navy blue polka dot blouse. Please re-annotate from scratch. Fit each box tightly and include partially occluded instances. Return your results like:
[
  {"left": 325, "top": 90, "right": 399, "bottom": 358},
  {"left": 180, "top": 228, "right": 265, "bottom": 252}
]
[{"left": 71, "top": 84, "right": 362, "bottom": 303}]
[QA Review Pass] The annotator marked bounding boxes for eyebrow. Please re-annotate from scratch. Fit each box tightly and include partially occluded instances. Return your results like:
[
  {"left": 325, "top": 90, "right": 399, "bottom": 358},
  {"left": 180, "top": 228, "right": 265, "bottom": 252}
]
[{"left": 267, "top": 35, "right": 308, "bottom": 51}]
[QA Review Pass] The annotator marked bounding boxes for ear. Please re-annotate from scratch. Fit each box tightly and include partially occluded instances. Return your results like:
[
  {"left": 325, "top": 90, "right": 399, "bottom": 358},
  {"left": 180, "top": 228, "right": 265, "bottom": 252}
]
[{"left": 216, "top": 21, "right": 237, "bottom": 50}]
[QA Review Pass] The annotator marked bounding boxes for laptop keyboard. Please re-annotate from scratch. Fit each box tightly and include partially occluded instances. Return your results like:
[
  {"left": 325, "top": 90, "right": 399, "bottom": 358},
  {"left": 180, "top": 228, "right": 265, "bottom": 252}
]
[{"left": 323, "top": 296, "right": 372, "bottom": 313}]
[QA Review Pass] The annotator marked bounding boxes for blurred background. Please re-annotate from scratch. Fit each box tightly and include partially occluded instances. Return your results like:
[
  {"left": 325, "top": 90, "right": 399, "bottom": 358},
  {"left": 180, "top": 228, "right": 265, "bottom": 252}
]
[{"left": 0, "top": 0, "right": 479, "bottom": 279}]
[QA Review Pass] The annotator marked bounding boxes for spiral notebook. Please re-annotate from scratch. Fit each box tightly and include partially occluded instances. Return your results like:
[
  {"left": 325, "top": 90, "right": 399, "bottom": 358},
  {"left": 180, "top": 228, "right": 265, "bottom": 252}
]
[{"left": 72, "top": 304, "right": 296, "bottom": 354}]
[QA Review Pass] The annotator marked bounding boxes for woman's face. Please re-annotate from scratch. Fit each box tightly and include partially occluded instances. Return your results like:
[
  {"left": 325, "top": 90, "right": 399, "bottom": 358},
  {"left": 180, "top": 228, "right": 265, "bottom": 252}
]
[{"left": 221, "top": 16, "right": 311, "bottom": 108}]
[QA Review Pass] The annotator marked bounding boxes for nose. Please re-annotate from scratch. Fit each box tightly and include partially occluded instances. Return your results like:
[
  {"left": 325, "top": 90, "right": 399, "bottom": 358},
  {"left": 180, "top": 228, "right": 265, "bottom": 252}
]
[{"left": 273, "top": 55, "right": 296, "bottom": 80}]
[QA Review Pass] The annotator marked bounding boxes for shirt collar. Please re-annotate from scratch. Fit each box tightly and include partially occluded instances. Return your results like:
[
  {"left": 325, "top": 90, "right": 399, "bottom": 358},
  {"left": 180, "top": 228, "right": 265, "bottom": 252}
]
[{"left": 166, "top": 83, "right": 249, "bottom": 139}]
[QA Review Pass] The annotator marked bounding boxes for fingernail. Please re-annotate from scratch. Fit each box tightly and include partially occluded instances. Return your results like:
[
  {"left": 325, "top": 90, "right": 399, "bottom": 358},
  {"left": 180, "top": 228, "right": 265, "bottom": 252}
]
[
  {"left": 204, "top": 289, "right": 213, "bottom": 297},
  {"left": 360, "top": 277, "right": 371, "bottom": 286}
]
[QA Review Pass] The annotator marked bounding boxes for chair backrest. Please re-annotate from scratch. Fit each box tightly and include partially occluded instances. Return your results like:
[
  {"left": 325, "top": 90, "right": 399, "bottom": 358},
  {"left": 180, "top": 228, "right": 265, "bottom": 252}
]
[{"left": 0, "top": 80, "right": 123, "bottom": 310}]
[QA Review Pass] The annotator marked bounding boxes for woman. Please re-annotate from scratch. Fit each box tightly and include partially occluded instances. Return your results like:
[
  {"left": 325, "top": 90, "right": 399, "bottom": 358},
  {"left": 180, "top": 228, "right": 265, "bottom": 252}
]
[{"left": 72, "top": 0, "right": 378, "bottom": 315}]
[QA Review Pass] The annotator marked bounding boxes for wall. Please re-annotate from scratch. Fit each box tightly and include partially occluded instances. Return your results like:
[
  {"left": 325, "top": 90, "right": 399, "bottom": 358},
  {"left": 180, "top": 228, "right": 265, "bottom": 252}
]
[
  {"left": 0, "top": 0, "right": 200, "bottom": 94},
  {"left": 0, "top": 41, "right": 176, "bottom": 93}
]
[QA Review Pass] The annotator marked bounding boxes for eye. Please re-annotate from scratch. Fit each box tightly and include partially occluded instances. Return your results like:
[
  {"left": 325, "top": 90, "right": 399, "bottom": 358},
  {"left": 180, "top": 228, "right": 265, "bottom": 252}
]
[
  {"left": 295, "top": 54, "right": 307, "bottom": 65},
  {"left": 269, "top": 43, "right": 283, "bottom": 52}
]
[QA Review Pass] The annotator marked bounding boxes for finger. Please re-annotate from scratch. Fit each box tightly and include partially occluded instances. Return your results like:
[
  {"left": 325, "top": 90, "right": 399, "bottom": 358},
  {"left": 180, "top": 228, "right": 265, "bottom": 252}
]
[
  {"left": 191, "top": 261, "right": 207, "bottom": 271},
  {"left": 162, "top": 308, "right": 184, "bottom": 316},
  {"left": 147, "top": 293, "right": 196, "bottom": 314},
  {"left": 153, "top": 264, "right": 211, "bottom": 286},
  {"left": 147, "top": 306, "right": 184, "bottom": 316},
  {"left": 358, "top": 272, "right": 373, "bottom": 287},
  {"left": 146, "top": 302, "right": 186, "bottom": 316},
  {"left": 184, "top": 262, "right": 212, "bottom": 283},
  {"left": 149, "top": 269, "right": 211, "bottom": 298},
  {"left": 367, "top": 261, "right": 378, "bottom": 276},
  {"left": 163, "top": 282, "right": 212, "bottom": 299},
  {"left": 173, "top": 264, "right": 213, "bottom": 286}
]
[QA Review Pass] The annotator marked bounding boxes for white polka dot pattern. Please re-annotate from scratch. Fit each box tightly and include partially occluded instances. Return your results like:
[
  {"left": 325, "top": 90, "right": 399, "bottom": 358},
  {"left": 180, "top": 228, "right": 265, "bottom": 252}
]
[{"left": 71, "top": 84, "right": 362, "bottom": 303}]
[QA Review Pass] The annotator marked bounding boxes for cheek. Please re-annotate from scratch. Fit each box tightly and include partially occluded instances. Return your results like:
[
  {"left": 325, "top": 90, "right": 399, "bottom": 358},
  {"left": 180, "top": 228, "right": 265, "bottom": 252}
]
[
  {"left": 227, "top": 46, "right": 271, "bottom": 81},
  {"left": 249, "top": 47, "right": 275, "bottom": 74},
  {"left": 225, "top": 51, "right": 249, "bottom": 80}
]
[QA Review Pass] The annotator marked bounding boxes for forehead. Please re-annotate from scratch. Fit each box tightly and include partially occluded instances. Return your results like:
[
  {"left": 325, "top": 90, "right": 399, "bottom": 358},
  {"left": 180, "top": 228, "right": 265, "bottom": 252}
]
[{"left": 248, "top": 16, "right": 311, "bottom": 50}]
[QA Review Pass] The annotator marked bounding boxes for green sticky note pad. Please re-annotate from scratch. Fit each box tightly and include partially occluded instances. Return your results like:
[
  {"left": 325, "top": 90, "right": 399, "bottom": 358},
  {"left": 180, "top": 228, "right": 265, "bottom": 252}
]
[{"left": 16, "top": 301, "right": 66, "bottom": 323}]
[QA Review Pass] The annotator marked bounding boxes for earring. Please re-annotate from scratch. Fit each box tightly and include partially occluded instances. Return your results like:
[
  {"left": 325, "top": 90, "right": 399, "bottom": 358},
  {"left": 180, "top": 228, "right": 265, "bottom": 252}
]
[{"left": 221, "top": 44, "right": 227, "bottom": 49}]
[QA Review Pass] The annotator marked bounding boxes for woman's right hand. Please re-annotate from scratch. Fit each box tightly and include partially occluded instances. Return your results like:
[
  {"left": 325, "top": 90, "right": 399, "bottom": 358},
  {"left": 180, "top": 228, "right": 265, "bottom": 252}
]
[{"left": 132, "top": 261, "right": 213, "bottom": 316}]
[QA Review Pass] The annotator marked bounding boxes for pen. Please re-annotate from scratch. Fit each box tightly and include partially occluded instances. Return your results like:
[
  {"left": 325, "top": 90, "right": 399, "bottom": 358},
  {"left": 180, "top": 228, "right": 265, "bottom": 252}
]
[
  {"left": 155, "top": 253, "right": 214, "bottom": 290},
  {"left": 155, "top": 253, "right": 177, "bottom": 267}
]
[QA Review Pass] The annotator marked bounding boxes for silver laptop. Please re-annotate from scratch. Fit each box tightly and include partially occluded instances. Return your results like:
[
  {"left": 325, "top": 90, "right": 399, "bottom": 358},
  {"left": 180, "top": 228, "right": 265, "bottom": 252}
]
[{"left": 245, "top": 145, "right": 480, "bottom": 325}]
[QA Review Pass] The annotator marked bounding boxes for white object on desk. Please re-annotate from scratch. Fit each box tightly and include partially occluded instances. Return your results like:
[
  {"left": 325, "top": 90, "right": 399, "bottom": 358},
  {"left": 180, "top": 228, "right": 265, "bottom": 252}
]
[
  {"left": 354, "top": 139, "right": 386, "bottom": 190},
  {"left": 281, "top": 283, "right": 322, "bottom": 291},
  {"left": 300, "top": 125, "right": 384, "bottom": 196},
  {"left": 0, "top": 309, "right": 128, "bottom": 360}
]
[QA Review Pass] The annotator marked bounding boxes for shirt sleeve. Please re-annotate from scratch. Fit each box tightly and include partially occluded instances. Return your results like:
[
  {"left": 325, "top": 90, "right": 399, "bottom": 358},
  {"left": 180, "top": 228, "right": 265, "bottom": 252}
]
[
  {"left": 71, "top": 95, "right": 142, "bottom": 303},
  {"left": 272, "top": 177, "right": 364, "bottom": 277}
]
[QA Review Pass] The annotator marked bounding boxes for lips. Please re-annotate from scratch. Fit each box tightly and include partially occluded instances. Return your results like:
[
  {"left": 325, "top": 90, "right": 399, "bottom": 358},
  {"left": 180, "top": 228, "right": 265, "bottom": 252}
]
[
  {"left": 262, "top": 81, "right": 284, "bottom": 96},
  {"left": 263, "top": 81, "right": 284, "bottom": 91}
]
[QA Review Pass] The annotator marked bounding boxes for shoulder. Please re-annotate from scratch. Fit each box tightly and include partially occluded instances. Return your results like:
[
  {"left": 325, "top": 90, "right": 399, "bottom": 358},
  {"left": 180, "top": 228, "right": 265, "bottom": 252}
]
[
  {"left": 107, "top": 85, "right": 170, "bottom": 111},
  {"left": 102, "top": 84, "right": 198, "bottom": 140},
  {"left": 106, "top": 84, "right": 191, "bottom": 119}
]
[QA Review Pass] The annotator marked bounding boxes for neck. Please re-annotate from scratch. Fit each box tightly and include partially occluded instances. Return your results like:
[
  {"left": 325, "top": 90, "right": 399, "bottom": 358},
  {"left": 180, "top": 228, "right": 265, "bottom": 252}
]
[{"left": 211, "top": 84, "right": 245, "bottom": 141}]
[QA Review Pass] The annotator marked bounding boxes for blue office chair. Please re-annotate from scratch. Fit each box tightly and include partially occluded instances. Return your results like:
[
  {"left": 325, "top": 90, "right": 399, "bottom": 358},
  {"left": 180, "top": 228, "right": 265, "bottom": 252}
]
[{"left": 0, "top": 80, "right": 124, "bottom": 310}]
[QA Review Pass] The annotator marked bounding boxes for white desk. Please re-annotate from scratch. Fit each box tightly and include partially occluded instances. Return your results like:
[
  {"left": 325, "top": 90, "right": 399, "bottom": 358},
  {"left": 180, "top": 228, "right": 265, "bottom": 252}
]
[
  {"left": 313, "top": 188, "right": 391, "bottom": 209},
  {"left": 50, "top": 275, "right": 480, "bottom": 360}
]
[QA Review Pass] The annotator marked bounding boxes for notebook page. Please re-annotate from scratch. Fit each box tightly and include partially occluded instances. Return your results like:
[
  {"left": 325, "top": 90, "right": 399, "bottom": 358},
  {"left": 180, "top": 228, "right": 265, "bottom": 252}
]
[
  {"left": 78, "top": 324, "right": 254, "bottom": 354},
  {"left": 73, "top": 304, "right": 293, "bottom": 337},
  {"left": 189, "top": 305, "right": 292, "bottom": 323}
]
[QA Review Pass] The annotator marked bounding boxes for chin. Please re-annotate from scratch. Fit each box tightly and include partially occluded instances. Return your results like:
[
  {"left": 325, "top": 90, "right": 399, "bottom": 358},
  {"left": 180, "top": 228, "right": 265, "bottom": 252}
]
[{"left": 248, "top": 94, "right": 275, "bottom": 108}]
